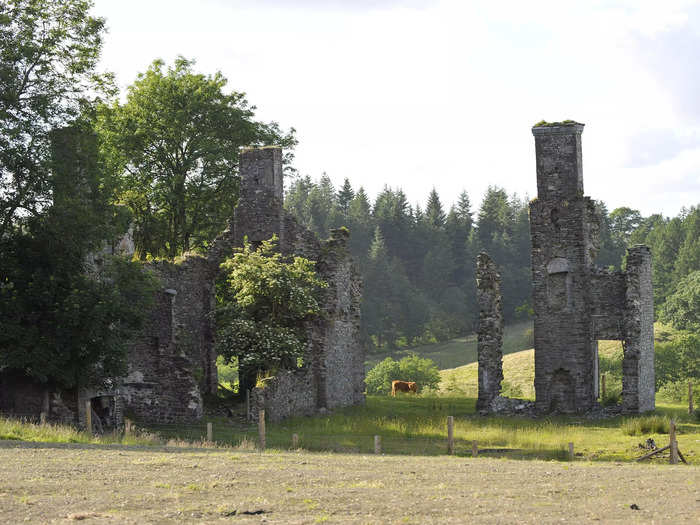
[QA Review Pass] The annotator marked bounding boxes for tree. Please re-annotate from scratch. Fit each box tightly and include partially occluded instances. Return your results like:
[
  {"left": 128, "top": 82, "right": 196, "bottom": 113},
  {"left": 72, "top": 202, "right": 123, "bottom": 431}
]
[
  {"left": 337, "top": 178, "right": 354, "bottom": 218},
  {"left": 98, "top": 57, "right": 296, "bottom": 258},
  {"left": 215, "top": 236, "right": 327, "bottom": 387},
  {"left": 425, "top": 188, "right": 446, "bottom": 228},
  {"left": 0, "top": 124, "right": 155, "bottom": 389},
  {"left": 660, "top": 271, "right": 700, "bottom": 332},
  {"left": 0, "top": 0, "right": 112, "bottom": 237},
  {"left": 609, "top": 207, "right": 642, "bottom": 247},
  {"left": 476, "top": 186, "right": 511, "bottom": 253}
]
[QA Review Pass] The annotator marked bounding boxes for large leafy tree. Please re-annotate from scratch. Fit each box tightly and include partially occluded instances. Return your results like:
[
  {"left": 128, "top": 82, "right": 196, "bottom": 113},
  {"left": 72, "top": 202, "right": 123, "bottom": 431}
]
[
  {"left": 215, "top": 236, "right": 327, "bottom": 390},
  {"left": 98, "top": 57, "right": 297, "bottom": 258},
  {"left": 0, "top": 123, "right": 155, "bottom": 389},
  {"left": 0, "top": 0, "right": 112, "bottom": 237},
  {"left": 660, "top": 271, "right": 700, "bottom": 332}
]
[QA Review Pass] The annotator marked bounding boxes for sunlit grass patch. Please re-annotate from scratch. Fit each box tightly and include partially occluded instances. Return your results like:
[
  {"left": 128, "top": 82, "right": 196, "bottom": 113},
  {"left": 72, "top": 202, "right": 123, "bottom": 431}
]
[{"left": 621, "top": 415, "right": 670, "bottom": 436}]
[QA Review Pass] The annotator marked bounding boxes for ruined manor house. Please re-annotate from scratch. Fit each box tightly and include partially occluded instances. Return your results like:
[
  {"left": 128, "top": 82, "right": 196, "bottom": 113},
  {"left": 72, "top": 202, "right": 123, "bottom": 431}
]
[
  {"left": 478, "top": 122, "right": 655, "bottom": 414},
  {"left": 0, "top": 147, "right": 365, "bottom": 427}
]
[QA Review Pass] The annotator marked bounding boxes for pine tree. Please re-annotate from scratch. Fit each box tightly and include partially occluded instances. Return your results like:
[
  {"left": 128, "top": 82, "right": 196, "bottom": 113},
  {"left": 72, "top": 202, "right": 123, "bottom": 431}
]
[
  {"left": 425, "top": 188, "right": 446, "bottom": 228},
  {"left": 337, "top": 178, "right": 354, "bottom": 217}
]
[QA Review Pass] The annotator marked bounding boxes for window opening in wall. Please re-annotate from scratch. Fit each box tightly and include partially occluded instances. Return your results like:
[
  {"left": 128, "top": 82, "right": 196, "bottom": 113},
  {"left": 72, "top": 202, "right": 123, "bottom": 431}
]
[{"left": 88, "top": 395, "right": 117, "bottom": 434}]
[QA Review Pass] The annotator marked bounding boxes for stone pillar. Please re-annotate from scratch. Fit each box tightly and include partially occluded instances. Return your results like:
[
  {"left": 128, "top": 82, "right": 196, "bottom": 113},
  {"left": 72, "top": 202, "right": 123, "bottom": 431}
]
[
  {"left": 233, "top": 147, "right": 285, "bottom": 248},
  {"left": 530, "top": 122, "right": 597, "bottom": 413},
  {"left": 239, "top": 146, "right": 283, "bottom": 201},
  {"left": 476, "top": 252, "right": 504, "bottom": 412},
  {"left": 622, "top": 245, "right": 655, "bottom": 412}
]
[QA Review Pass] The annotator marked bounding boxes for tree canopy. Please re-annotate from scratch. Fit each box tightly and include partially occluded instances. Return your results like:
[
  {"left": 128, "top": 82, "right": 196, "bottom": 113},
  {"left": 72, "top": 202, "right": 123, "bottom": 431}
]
[
  {"left": 97, "top": 57, "right": 297, "bottom": 258},
  {"left": 0, "top": 0, "right": 112, "bottom": 237}
]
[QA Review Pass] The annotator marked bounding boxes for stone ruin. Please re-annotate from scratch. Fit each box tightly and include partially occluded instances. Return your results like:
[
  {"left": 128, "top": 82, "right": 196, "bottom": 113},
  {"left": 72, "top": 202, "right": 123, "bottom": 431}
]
[
  {"left": 477, "top": 121, "right": 654, "bottom": 415},
  {"left": 1, "top": 146, "right": 365, "bottom": 428},
  {"left": 475, "top": 252, "right": 504, "bottom": 412}
]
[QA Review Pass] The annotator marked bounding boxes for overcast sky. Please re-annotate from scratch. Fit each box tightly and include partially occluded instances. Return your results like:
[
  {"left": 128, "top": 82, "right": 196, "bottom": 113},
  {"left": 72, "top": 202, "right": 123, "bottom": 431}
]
[{"left": 92, "top": 0, "right": 700, "bottom": 217}]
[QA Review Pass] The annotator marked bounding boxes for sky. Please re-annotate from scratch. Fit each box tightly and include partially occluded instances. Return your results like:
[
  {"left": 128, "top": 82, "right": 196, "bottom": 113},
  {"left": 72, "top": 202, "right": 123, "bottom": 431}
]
[{"left": 91, "top": 0, "right": 700, "bottom": 217}]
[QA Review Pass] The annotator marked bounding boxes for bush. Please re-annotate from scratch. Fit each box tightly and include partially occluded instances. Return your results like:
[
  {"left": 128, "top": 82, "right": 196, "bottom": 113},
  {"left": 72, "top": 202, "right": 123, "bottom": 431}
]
[
  {"left": 365, "top": 354, "right": 441, "bottom": 395},
  {"left": 659, "top": 271, "right": 700, "bottom": 331},
  {"left": 655, "top": 334, "right": 700, "bottom": 390},
  {"left": 620, "top": 415, "right": 669, "bottom": 436},
  {"left": 657, "top": 379, "right": 699, "bottom": 403}
]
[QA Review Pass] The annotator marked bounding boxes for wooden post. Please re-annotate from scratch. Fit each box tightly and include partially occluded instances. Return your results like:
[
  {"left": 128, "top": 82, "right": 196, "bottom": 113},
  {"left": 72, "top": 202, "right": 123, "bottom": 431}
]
[
  {"left": 207, "top": 422, "right": 213, "bottom": 442},
  {"left": 258, "top": 409, "right": 266, "bottom": 451},
  {"left": 568, "top": 442, "right": 574, "bottom": 461},
  {"left": 85, "top": 400, "right": 92, "bottom": 434},
  {"left": 471, "top": 441, "right": 478, "bottom": 457},
  {"left": 601, "top": 374, "right": 606, "bottom": 399},
  {"left": 39, "top": 412, "right": 47, "bottom": 425},
  {"left": 669, "top": 419, "right": 679, "bottom": 465},
  {"left": 689, "top": 381, "right": 694, "bottom": 415},
  {"left": 125, "top": 418, "right": 132, "bottom": 436},
  {"left": 447, "top": 416, "right": 454, "bottom": 455},
  {"left": 246, "top": 390, "right": 251, "bottom": 422},
  {"left": 374, "top": 435, "right": 381, "bottom": 454},
  {"left": 292, "top": 433, "right": 299, "bottom": 449}
]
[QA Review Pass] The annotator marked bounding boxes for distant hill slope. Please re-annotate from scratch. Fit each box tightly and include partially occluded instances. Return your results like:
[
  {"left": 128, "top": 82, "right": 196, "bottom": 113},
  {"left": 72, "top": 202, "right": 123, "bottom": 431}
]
[
  {"left": 366, "top": 321, "right": 533, "bottom": 371},
  {"left": 440, "top": 340, "right": 625, "bottom": 399}
]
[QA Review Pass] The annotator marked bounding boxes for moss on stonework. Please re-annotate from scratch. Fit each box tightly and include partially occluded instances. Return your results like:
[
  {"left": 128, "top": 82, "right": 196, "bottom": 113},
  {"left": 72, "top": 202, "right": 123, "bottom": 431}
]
[{"left": 533, "top": 120, "right": 581, "bottom": 127}]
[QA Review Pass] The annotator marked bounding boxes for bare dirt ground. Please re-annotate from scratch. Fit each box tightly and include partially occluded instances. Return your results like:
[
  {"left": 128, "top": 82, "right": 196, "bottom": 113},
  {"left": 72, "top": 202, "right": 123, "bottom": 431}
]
[{"left": 0, "top": 441, "right": 697, "bottom": 524}]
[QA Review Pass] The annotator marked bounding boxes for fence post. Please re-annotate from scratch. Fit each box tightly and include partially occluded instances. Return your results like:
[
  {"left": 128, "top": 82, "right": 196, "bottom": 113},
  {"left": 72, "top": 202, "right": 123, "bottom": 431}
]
[
  {"left": 207, "top": 422, "right": 213, "bottom": 442},
  {"left": 39, "top": 412, "right": 47, "bottom": 425},
  {"left": 85, "top": 400, "right": 92, "bottom": 434},
  {"left": 258, "top": 409, "right": 266, "bottom": 451},
  {"left": 447, "top": 416, "right": 454, "bottom": 455},
  {"left": 471, "top": 441, "right": 478, "bottom": 457},
  {"left": 689, "top": 381, "right": 694, "bottom": 415},
  {"left": 246, "top": 389, "right": 251, "bottom": 422},
  {"left": 568, "top": 442, "right": 574, "bottom": 461},
  {"left": 374, "top": 435, "right": 381, "bottom": 454},
  {"left": 292, "top": 433, "right": 299, "bottom": 449},
  {"left": 669, "top": 420, "right": 679, "bottom": 465},
  {"left": 601, "top": 374, "right": 606, "bottom": 399}
]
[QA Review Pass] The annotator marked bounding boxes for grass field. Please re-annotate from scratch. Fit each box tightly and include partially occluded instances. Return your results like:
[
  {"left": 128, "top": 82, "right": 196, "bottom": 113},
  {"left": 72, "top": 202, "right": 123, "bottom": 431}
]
[
  {"left": 365, "top": 321, "right": 533, "bottom": 370},
  {"left": 0, "top": 440, "right": 697, "bottom": 524}
]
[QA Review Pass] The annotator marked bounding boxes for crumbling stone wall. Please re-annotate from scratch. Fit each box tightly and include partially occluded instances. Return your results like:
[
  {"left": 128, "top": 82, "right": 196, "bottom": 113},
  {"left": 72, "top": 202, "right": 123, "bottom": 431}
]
[
  {"left": 476, "top": 252, "right": 504, "bottom": 412},
  {"left": 529, "top": 122, "right": 654, "bottom": 414},
  {"left": 223, "top": 147, "right": 364, "bottom": 423}
]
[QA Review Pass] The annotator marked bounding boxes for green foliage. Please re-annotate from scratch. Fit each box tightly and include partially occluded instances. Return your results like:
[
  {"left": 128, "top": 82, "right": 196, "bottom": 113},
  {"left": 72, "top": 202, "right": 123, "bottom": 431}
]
[
  {"left": 657, "top": 380, "right": 699, "bottom": 403},
  {"left": 655, "top": 333, "right": 700, "bottom": 390},
  {"left": 0, "top": 0, "right": 113, "bottom": 238},
  {"left": 660, "top": 271, "right": 700, "bottom": 331},
  {"left": 0, "top": 120, "right": 155, "bottom": 389},
  {"left": 97, "top": 57, "right": 296, "bottom": 258},
  {"left": 215, "top": 236, "right": 326, "bottom": 374},
  {"left": 0, "top": 245, "right": 157, "bottom": 388},
  {"left": 364, "top": 354, "right": 441, "bottom": 395}
]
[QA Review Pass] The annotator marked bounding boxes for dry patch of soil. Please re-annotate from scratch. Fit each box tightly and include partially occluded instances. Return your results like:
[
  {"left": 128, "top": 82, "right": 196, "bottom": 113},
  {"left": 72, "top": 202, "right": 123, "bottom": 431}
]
[{"left": 0, "top": 440, "right": 697, "bottom": 524}]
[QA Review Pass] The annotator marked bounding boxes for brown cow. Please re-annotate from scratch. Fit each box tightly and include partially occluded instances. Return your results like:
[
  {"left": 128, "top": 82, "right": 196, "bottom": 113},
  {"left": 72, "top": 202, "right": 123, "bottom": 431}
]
[{"left": 391, "top": 380, "right": 418, "bottom": 396}]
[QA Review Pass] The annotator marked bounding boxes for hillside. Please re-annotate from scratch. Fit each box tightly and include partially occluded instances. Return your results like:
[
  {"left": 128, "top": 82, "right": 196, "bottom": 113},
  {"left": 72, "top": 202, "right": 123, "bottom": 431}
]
[
  {"left": 440, "top": 341, "right": 633, "bottom": 398},
  {"left": 439, "top": 323, "right": 684, "bottom": 398},
  {"left": 366, "top": 321, "right": 533, "bottom": 370}
]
